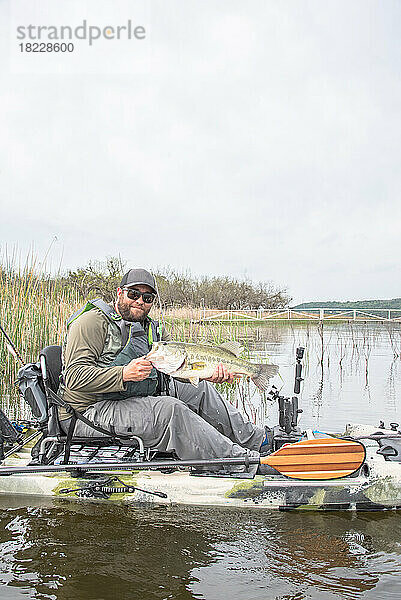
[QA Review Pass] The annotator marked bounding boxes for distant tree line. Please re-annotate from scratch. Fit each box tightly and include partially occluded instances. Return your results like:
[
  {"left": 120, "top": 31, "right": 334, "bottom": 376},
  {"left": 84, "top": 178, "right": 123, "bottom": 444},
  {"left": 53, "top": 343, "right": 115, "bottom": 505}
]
[
  {"left": 294, "top": 299, "right": 401, "bottom": 309},
  {"left": 60, "top": 257, "right": 124, "bottom": 302},
  {"left": 62, "top": 258, "right": 291, "bottom": 309}
]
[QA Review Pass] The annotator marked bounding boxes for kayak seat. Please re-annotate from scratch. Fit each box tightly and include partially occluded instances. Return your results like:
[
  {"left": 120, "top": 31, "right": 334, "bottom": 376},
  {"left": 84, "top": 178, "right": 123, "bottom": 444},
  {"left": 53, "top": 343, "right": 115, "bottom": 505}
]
[
  {"left": 37, "top": 345, "right": 152, "bottom": 465},
  {"left": 40, "top": 345, "right": 62, "bottom": 398}
]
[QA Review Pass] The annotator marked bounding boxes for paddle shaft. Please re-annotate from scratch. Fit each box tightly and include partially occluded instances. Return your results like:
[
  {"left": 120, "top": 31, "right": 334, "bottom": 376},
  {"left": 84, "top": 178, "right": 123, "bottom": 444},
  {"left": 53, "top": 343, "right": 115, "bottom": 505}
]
[
  {"left": 0, "top": 456, "right": 260, "bottom": 476},
  {"left": 0, "top": 438, "right": 366, "bottom": 479}
]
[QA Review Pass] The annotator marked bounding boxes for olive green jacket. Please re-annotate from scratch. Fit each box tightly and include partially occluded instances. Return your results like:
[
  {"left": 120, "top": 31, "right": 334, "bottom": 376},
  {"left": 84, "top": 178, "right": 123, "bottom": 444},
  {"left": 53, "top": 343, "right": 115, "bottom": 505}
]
[{"left": 60, "top": 307, "right": 168, "bottom": 419}]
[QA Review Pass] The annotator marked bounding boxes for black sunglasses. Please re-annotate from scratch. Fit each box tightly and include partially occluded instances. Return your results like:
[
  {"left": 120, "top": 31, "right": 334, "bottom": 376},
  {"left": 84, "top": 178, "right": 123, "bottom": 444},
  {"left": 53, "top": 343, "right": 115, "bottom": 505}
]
[{"left": 123, "top": 288, "right": 156, "bottom": 304}]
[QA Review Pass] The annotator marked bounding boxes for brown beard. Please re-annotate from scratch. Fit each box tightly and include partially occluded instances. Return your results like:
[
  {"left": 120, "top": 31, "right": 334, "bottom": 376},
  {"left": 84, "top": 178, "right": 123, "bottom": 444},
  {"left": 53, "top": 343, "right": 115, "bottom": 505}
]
[{"left": 116, "top": 296, "right": 151, "bottom": 322}]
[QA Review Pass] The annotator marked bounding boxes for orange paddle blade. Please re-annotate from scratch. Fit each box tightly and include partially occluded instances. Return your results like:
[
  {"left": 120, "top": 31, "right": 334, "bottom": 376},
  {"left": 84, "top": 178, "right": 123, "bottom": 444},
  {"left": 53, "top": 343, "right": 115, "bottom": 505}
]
[{"left": 261, "top": 437, "right": 366, "bottom": 480}]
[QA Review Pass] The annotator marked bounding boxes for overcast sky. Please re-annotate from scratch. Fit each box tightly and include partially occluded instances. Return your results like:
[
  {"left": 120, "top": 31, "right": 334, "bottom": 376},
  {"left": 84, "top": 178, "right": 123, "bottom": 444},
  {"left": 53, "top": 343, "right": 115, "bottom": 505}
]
[{"left": 0, "top": 0, "right": 400, "bottom": 304}]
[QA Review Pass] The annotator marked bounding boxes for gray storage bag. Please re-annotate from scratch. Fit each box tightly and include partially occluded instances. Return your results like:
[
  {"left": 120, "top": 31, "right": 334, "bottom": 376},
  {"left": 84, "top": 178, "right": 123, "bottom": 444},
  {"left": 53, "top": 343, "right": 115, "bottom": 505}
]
[{"left": 17, "top": 363, "right": 48, "bottom": 424}]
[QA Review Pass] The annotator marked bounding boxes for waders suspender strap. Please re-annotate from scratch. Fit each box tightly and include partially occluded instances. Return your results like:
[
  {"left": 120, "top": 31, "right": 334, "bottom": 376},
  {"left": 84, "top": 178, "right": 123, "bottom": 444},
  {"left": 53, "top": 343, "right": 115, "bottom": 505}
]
[
  {"left": 67, "top": 298, "right": 122, "bottom": 329},
  {"left": 67, "top": 299, "right": 157, "bottom": 348},
  {"left": 84, "top": 299, "right": 135, "bottom": 347}
]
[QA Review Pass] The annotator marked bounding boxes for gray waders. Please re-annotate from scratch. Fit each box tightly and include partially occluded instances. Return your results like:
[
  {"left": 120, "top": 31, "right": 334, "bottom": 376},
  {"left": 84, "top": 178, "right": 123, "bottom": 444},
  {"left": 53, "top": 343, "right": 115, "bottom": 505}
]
[{"left": 68, "top": 380, "right": 265, "bottom": 475}]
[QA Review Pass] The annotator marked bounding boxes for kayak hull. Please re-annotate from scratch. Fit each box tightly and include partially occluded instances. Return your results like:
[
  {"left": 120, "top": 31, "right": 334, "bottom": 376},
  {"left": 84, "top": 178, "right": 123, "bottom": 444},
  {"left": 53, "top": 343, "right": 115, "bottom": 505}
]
[
  {"left": 1, "top": 466, "right": 401, "bottom": 511},
  {"left": 2, "top": 424, "right": 401, "bottom": 511}
]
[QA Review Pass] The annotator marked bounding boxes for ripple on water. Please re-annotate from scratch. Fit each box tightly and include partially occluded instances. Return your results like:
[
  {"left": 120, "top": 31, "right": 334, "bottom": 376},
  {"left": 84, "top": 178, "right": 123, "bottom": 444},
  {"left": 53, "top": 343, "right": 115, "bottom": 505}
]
[{"left": 0, "top": 498, "right": 401, "bottom": 599}]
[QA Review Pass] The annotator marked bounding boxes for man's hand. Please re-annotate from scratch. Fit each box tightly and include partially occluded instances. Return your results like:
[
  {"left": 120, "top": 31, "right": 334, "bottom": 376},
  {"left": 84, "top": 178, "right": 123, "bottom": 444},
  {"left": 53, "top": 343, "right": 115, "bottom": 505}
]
[
  {"left": 205, "top": 363, "right": 238, "bottom": 384},
  {"left": 122, "top": 357, "right": 153, "bottom": 382}
]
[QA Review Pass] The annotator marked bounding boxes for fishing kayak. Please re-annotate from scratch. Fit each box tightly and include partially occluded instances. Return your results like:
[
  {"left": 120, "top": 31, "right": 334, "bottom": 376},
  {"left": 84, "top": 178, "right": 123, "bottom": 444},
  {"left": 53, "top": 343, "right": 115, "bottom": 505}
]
[
  {"left": 1, "top": 423, "right": 401, "bottom": 511},
  {"left": 2, "top": 340, "right": 400, "bottom": 511}
]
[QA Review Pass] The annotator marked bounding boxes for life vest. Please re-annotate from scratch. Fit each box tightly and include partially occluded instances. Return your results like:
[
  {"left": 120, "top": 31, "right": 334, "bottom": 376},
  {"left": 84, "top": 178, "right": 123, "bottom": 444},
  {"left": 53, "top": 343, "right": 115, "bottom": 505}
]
[{"left": 65, "top": 298, "right": 161, "bottom": 398}]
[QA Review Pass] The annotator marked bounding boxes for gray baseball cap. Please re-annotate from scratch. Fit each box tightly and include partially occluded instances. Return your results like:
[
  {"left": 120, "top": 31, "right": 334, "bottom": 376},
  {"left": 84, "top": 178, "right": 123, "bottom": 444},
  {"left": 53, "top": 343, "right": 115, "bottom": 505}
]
[{"left": 120, "top": 269, "right": 156, "bottom": 293}]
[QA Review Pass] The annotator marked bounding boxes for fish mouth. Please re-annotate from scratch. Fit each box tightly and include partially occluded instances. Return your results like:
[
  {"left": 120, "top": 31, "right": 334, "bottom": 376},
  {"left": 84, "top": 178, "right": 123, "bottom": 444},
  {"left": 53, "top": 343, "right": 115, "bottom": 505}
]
[
  {"left": 146, "top": 343, "right": 186, "bottom": 373},
  {"left": 145, "top": 344, "right": 159, "bottom": 358}
]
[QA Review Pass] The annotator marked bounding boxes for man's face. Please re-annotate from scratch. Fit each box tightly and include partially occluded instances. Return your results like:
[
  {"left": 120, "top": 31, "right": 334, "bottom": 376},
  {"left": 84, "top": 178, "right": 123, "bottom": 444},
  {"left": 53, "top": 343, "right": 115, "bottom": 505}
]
[{"left": 116, "top": 284, "right": 154, "bottom": 322}]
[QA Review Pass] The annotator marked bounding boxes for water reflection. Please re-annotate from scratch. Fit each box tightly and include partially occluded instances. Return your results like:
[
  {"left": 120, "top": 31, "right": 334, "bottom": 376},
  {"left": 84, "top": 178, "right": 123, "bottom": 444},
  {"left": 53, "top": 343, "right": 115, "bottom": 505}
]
[
  {"left": 1, "top": 498, "right": 401, "bottom": 600},
  {"left": 0, "top": 499, "right": 222, "bottom": 600},
  {"left": 190, "top": 510, "right": 401, "bottom": 600}
]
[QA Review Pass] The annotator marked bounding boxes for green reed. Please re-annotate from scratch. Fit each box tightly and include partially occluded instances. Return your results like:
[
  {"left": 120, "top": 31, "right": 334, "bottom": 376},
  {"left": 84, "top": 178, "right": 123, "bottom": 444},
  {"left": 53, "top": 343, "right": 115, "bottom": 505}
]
[{"left": 0, "top": 256, "right": 82, "bottom": 406}]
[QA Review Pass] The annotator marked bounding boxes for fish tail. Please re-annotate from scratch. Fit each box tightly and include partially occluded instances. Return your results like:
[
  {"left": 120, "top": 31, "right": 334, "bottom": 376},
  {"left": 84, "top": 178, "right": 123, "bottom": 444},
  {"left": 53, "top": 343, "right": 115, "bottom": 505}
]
[{"left": 251, "top": 363, "right": 279, "bottom": 391}]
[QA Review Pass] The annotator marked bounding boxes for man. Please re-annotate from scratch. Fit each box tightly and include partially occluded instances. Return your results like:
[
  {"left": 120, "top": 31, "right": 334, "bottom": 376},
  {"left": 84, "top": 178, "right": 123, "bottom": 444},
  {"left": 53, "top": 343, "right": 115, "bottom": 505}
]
[{"left": 60, "top": 268, "right": 271, "bottom": 474}]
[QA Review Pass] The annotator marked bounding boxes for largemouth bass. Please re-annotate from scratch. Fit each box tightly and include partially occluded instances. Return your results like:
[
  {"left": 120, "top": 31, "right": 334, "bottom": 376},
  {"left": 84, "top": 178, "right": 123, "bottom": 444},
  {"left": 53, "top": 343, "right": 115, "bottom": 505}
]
[{"left": 147, "top": 341, "right": 279, "bottom": 390}]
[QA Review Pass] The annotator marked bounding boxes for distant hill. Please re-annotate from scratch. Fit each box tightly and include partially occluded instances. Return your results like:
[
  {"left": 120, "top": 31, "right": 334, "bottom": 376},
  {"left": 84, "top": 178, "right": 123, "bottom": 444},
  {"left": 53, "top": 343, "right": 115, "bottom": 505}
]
[{"left": 293, "top": 298, "right": 401, "bottom": 309}]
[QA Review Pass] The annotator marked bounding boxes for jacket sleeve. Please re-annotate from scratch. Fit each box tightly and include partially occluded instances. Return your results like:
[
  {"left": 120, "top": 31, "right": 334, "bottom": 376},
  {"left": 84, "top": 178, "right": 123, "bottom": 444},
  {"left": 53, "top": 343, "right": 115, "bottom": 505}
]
[{"left": 63, "top": 310, "right": 125, "bottom": 393}]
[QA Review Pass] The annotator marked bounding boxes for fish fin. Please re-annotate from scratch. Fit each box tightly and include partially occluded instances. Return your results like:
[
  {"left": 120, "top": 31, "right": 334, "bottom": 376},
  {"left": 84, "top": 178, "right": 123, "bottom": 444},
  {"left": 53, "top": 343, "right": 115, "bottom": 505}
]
[
  {"left": 217, "top": 341, "right": 244, "bottom": 357},
  {"left": 188, "top": 376, "right": 200, "bottom": 387},
  {"left": 251, "top": 364, "right": 279, "bottom": 391},
  {"left": 190, "top": 361, "right": 207, "bottom": 370}
]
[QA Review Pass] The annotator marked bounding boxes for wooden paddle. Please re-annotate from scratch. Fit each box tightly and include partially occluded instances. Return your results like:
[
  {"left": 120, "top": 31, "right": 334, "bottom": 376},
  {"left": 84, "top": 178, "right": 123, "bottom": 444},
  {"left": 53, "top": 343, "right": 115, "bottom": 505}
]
[{"left": 260, "top": 437, "right": 366, "bottom": 480}]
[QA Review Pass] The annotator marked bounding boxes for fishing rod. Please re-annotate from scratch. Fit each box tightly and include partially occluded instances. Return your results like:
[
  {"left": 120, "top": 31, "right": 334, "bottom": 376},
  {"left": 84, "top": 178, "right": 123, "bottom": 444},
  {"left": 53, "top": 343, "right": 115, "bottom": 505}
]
[{"left": 0, "top": 321, "right": 25, "bottom": 366}]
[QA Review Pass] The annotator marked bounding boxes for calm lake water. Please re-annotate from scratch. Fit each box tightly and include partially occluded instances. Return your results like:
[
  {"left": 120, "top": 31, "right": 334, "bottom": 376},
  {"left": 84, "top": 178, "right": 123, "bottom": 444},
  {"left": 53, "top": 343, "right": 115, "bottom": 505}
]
[{"left": 1, "top": 322, "right": 401, "bottom": 600}]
